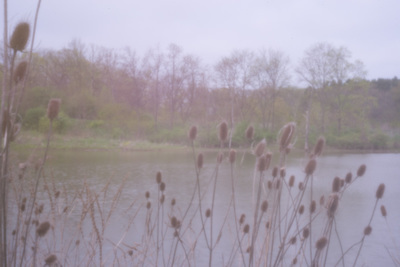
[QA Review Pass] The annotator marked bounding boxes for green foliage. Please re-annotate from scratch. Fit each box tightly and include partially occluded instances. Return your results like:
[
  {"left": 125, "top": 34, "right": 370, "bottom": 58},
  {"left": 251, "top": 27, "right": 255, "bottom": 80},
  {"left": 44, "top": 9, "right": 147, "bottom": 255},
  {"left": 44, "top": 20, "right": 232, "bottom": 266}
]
[
  {"left": 23, "top": 107, "right": 46, "bottom": 130},
  {"left": 20, "top": 86, "right": 52, "bottom": 114},
  {"left": 38, "top": 112, "right": 70, "bottom": 134},
  {"left": 370, "top": 132, "right": 389, "bottom": 150},
  {"left": 148, "top": 127, "right": 187, "bottom": 144}
]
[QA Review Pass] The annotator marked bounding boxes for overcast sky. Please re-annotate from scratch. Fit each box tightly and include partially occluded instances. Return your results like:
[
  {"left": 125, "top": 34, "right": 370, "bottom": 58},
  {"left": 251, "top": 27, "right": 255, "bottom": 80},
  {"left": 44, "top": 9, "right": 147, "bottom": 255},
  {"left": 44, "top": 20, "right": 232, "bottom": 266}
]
[{"left": 3, "top": 0, "right": 399, "bottom": 81}]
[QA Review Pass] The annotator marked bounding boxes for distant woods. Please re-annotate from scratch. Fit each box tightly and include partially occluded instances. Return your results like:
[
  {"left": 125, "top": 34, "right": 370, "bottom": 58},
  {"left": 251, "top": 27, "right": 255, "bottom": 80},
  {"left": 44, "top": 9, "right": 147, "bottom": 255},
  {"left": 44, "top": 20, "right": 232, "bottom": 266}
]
[{"left": 3, "top": 40, "right": 400, "bottom": 149}]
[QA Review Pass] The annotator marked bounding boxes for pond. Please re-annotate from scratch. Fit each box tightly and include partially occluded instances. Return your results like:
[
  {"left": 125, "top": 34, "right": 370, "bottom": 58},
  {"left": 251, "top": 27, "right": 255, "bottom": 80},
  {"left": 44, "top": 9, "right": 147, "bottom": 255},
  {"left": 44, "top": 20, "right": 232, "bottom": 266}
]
[{"left": 11, "top": 148, "right": 400, "bottom": 266}]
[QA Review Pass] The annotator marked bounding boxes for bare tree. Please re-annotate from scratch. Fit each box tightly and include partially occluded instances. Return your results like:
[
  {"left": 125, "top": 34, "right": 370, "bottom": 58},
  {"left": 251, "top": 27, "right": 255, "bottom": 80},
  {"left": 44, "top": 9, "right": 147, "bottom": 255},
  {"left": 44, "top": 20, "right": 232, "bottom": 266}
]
[{"left": 253, "top": 49, "right": 290, "bottom": 130}]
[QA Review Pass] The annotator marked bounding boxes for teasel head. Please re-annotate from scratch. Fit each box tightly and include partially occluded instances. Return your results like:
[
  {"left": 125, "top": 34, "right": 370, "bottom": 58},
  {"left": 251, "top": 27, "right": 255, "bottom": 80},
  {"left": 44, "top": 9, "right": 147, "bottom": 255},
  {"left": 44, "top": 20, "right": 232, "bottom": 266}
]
[
  {"left": 159, "top": 182, "right": 166, "bottom": 192},
  {"left": 275, "top": 179, "right": 281, "bottom": 190},
  {"left": 229, "top": 149, "right": 236, "bottom": 164},
  {"left": 313, "top": 136, "right": 325, "bottom": 157},
  {"left": 380, "top": 205, "right": 387, "bottom": 217},
  {"left": 146, "top": 201, "right": 151, "bottom": 209},
  {"left": 160, "top": 194, "right": 165, "bottom": 204},
  {"left": 171, "top": 216, "right": 178, "bottom": 228},
  {"left": 205, "top": 208, "right": 211, "bottom": 218},
  {"left": 171, "top": 198, "right": 176, "bottom": 206},
  {"left": 364, "top": 225, "right": 372, "bottom": 236},
  {"left": 266, "top": 221, "right": 270, "bottom": 229},
  {"left": 10, "top": 22, "right": 30, "bottom": 52},
  {"left": 253, "top": 139, "right": 266, "bottom": 157},
  {"left": 272, "top": 166, "right": 278, "bottom": 178},
  {"left": 218, "top": 121, "right": 228, "bottom": 142},
  {"left": 332, "top": 177, "right": 341, "bottom": 192},
  {"left": 279, "top": 122, "right": 296, "bottom": 152},
  {"left": 245, "top": 125, "right": 254, "bottom": 140},
  {"left": 298, "top": 182, "right": 304, "bottom": 191},
  {"left": 145, "top": 191, "right": 150, "bottom": 199},
  {"left": 239, "top": 214, "right": 245, "bottom": 225},
  {"left": 14, "top": 61, "right": 28, "bottom": 84},
  {"left": 289, "top": 175, "right": 295, "bottom": 187},
  {"left": 376, "top": 183, "right": 385, "bottom": 199},
  {"left": 290, "top": 236, "right": 297, "bottom": 245},
  {"left": 305, "top": 159, "right": 317, "bottom": 175},
  {"left": 357, "top": 164, "right": 366, "bottom": 177},
  {"left": 316, "top": 237, "right": 328, "bottom": 250},
  {"left": 47, "top": 98, "right": 61, "bottom": 121},
  {"left": 303, "top": 228, "right": 309, "bottom": 239},
  {"left": 45, "top": 254, "right": 57, "bottom": 265},
  {"left": 243, "top": 224, "right": 250, "bottom": 234},
  {"left": 298, "top": 205, "right": 304, "bottom": 215},
  {"left": 197, "top": 153, "right": 204, "bottom": 169},
  {"left": 310, "top": 200, "right": 316, "bottom": 213},
  {"left": 292, "top": 258, "right": 297, "bottom": 265},
  {"left": 261, "top": 200, "right": 268, "bottom": 212},
  {"left": 188, "top": 125, "right": 197, "bottom": 141},
  {"left": 345, "top": 172, "right": 352, "bottom": 183},
  {"left": 327, "top": 194, "right": 339, "bottom": 217},
  {"left": 156, "top": 171, "right": 162, "bottom": 184},
  {"left": 37, "top": 221, "right": 51, "bottom": 237}
]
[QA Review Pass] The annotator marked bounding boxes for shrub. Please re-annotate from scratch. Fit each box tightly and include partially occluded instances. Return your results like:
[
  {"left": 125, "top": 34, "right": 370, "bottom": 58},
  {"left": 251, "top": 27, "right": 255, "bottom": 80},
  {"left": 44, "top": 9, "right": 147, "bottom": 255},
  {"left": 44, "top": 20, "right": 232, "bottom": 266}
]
[{"left": 23, "top": 107, "right": 46, "bottom": 130}]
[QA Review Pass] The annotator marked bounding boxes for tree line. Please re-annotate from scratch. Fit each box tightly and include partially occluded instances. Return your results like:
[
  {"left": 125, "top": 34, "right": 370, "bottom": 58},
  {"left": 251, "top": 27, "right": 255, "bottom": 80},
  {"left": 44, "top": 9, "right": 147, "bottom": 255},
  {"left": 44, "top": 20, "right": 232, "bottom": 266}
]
[{"left": 4, "top": 40, "right": 400, "bottom": 149}]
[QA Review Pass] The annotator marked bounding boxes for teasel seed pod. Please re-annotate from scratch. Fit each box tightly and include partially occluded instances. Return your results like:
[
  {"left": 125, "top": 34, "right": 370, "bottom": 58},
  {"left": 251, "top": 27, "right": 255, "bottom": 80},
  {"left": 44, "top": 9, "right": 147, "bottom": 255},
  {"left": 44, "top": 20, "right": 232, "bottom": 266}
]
[
  {"left": 376, "top": 183, "right": 385, "bottom": 199},
  {"left": 159, "top": 182, "right": 166, "bottom": 192},
  {"left": 239, "top": 214, "right": 245, "bottom": 225},
  {"left": 10, "top": 22, "right": 30, "bottom": 52},
  {"left": 357, "top": 164, "right": 366, "bottom": 177},
  {"left": 254, "top": 139, "right": 266, "bottom": 157},
  {"left": 160, "top": 194, "right": 165, "bottom": 204},
  {"left": 257, "top": 154, "right": 267, "bottom": 172},
  {"left": 45, "top": 254, "right": 57, "bottom": 265},
  {"left": 290, "top": 236, "right": 297, "bottom": 244},
  {"left": 188, "top": 125, "right": 197, "bottom": 141},
  {"left": 266, "top": 221, "right": 270, "bottom": 229},
  {"left": 345, "top": 172, "right": 352, "bottom": 183},
  {"left": 156, "top": 171, "right": 162, "bottom": 184},
  {"left": 243, "top": 224, "right": 250, "bottom": 234},
  {"left": 146, "top": 201, "right": 151, "bottom": 209},
  {"left": 316, "top": 237, "right": 328, "bottom": 250},
  {"left": 145, "top": 191, "right": 150, "bottom": 199},
  {"left": 310, "top": 200, "right": 316, "bottom": 213},
  {"left": 218, "top": 121, "right": 228, "bottom": 142},
  {"left": 380, "top": 205, "right": 387, "bottom": 217},
  {"left": 332, "top": 177, "right": 341, "bottom": 193},
  {"left": 279, "top": 122, "right": 296, "bottom": 152},
  {"left": 313, "top": 136, "right": 325, "bottom": 157},
  {"left": 47, "top": 98, "right": 61, "bottom": 121},
  {"left": 205, "top": 208, "right": 211, "bottom": 218},
  {"left": 267, "top": 180, "right": 272, "bottom": 190},
  {"left": 197, "top": 153, "right": 204, "bottom": 169},
  {"left": 14, "top": 61, "right": 28, "bottom": 84},
  {"left": 298, "top": 182, "right": 304, "bottom": 191},
  {"left": 298, "top": 205, "right": 304, "bottom": 215},
  {"left": 261, "top": 200, "right": 268, "bottom": 212},
  {"left": 37, "top": 221, "right": 51, "bottom": 237},
  {"left": 128, "top": 250, "right": 133, "bottom": 256},
  {"left": 275, "top": 179, "right": 281, "bottom": 189},
  {"left": 364, "top": 225, "right": 372, "bottom": 236},
  {"left": 245, "top": 125, "right": 254, "bottom": 140},
  {"left": 229, "top": 149, "right": 236, "bottom": 164},
  {"left": 289, "top": 175, "right": 295, "bottom": 187},
  {"left": 303, "top": 228, "right": 310, "bottom": 239},
  {"left": 171, "top": 216, "right": 178, "bottom": 228},
  {"left": 305, "top": 159, "right": 317, "bottom": 175},
  {"left": 292, "top": 257, "right": 297, "bottom": 265},
  {"left": 171, "top": 198, "right": 176, "bottom": 206}
]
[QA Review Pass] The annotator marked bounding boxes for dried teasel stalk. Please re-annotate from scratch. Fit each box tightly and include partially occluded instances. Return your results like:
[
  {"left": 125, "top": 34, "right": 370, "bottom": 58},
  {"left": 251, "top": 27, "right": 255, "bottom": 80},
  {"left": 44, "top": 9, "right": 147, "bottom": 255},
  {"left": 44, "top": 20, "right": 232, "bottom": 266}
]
[{"left": 197, "top": 153, "right": 204, "bottom": 169}]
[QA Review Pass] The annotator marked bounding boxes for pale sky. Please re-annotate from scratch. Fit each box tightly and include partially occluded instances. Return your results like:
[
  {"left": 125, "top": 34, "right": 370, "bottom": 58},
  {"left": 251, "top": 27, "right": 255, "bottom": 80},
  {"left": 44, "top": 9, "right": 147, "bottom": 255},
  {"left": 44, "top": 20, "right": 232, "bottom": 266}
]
[{"left": 3, "top": 0, "right": 400, "bottom": 81}]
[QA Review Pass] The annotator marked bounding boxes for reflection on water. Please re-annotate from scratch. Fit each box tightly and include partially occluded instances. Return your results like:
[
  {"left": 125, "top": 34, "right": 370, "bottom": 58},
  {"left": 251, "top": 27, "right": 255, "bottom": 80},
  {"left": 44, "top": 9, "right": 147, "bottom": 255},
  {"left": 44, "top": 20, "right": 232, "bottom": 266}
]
[{"left": 14, "top": 149, "right": 400, "bottom": 266}]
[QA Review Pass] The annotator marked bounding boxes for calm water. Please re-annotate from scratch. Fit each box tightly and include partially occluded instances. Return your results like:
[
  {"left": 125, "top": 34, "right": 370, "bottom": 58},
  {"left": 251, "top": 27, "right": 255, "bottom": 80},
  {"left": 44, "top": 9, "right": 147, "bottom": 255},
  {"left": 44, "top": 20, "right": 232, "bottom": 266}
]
[{"left": 13, "top": 149, "right": 400, "bottom": 266}]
